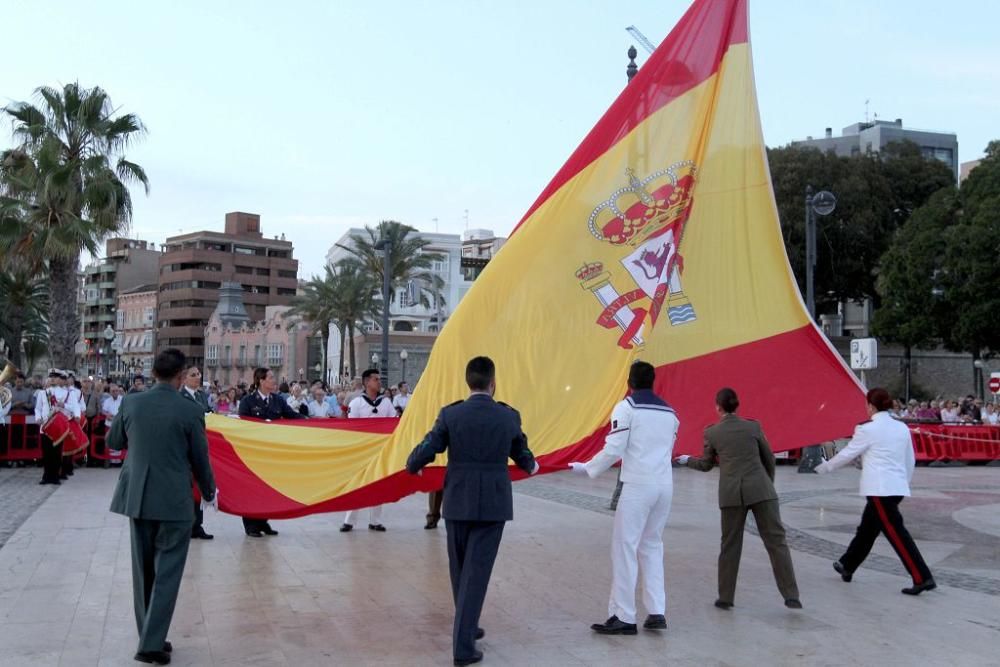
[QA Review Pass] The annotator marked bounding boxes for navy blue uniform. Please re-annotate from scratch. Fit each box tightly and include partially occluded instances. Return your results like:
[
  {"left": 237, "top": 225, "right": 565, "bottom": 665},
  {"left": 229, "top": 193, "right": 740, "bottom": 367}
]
[
  {"left": 238, "top": 391, "right": 304, "bottom": 534},
  {"left": 407, "top": 394, "right": 536, "bottom": 662}
]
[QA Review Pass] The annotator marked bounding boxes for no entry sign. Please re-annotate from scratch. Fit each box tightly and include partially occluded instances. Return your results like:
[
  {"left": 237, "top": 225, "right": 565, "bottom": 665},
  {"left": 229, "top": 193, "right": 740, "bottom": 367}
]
[{"left": 990, "top": 374, "right": 1000, "bottom": 394}]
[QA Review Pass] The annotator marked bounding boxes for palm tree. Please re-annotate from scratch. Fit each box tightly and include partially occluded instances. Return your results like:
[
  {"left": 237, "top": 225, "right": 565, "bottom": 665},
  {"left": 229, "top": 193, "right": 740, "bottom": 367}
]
[
  {"left": 336, "top": 221, "right": 446, "bottom": 328},
  {"left": 288, "top": 262, "right": 378, "bottom": 380},
  {"left": 0, "top": 266, "right": 49, "bottom": 368},
  {"left": 1, "top": 83, "right": 148, "bottom": 370}
]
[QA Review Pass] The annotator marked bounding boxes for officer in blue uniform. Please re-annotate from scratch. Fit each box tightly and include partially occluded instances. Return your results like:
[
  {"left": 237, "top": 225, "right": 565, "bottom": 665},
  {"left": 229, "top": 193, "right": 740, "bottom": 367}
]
[
  {"left": 406, "top": 356, "right": 538, "bottom": 667},
  {"left": 238, "top": 367, "right": 305, "bottom": 537}
]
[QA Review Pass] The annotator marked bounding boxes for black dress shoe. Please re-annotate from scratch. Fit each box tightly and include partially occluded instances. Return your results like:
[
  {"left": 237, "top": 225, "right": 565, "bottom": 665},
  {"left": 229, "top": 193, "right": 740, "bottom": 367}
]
[
  {"left": 424, "top": 521, "right": 438, "bottom": 529},
  {"left": 261, "top": 525, "right": 279, "bottom": 536},
  {"left": 191, "top": 528, "right": 214, "bottom": 540},
  {"left": 833, "top": 561, "right": 853, "bottom": 582},
  {"left": 245, "top": 530, "right": 264, "bottom": 538},
  {"left": 590, "top": 615, "right": 637, "bottom": 635},
  {"left": 643, "top": 614, "right": 667, "bottom": 629},
  {"left": 902, "top": 579, "right": 936, "bottom": 595},
  {"left": 454, "top": 650, "right": 483, "bottom": 666},
  {"left": 59, "top": 474, "right": 68, "bottom": 480},
  {"left": 714, "top": 600, "right": 733, "bottom": 609},
  {"left": 785, "top": 599, "right": 803, "bottom": 609},
  {"left": 368, "top": 523, "right": 386, "bottom": 532},
  {"left": 134, "top": 650, "right": 171, "bottom": 664},
  {"left": 339, "top": 523, "right": 353, "bottom": 532},
  {"left": 475, "top": 627, "right": 485, "bottom": 640},
  {"left": 163, "top": 641, "right": 172, "bottom": 653}
]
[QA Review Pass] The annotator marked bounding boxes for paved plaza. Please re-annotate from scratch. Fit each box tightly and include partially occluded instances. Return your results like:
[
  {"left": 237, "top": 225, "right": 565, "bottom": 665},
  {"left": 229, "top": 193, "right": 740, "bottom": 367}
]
[{"left": 0, "top": 464, "right": 998, "bottom": 666}]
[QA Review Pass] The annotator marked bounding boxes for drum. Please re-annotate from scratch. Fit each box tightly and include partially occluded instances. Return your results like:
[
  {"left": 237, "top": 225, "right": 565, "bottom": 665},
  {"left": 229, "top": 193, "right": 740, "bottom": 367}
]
[
  {"left": 41, "top": 412, "right": 72, "bottom": 445},
  {"left": 63, "top": 418, "right": 89, "bottom": 456}
]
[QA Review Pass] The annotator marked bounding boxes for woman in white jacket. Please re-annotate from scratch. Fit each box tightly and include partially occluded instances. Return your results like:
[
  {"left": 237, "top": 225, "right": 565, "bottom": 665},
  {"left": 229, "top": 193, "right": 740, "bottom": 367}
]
[{"left": 816, "top": 387, "right": 936, "bottom": 595}]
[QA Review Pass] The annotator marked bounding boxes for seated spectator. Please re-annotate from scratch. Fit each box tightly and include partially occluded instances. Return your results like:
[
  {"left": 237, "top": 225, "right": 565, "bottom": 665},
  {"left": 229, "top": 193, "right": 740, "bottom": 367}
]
[
  {"left": 940, "top": 400, "right": 961, "bottom": 423},
  {"left": 914, "top": 401, "right": 937, "bottom": 421},
  {"left": 983, "top": 403, "right": 999, "bottom": 425},
  {"left": 286, "top": 382, "right": 310, "bottom": 417},
  {"left": 325, "top": 387, "right": 343, "bottom": 418},
  {"left": 308, "top": 387, "right": 332, "bottom": 418},
  {"left": 958, "top": 395, "right": 981, "bottom": 423}
]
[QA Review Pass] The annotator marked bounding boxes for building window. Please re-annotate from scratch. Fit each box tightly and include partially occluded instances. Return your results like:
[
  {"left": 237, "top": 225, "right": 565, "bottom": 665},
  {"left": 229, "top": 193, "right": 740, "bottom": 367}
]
[
  {"left": 117, "top": 310, "right": 125, "bottom": 328},
  {"left": 276, "top": 287, "right": 296, "bottom": 296},
  {"left": 234, "top": 246, "right": 256, "bottom": 256},
  {"left": 255, "top": 268, "right": 270, "bottom": 276},
  {"left": 431, "top": 258, "right": 449, "bottom": 273},
  {"left": 254, "top": 345, "right": 262, "bottom": 365},
  {"left": 235, "top": 265, "right": 253, "bottom": 274},
  {"left": 207, "top": 345, "right": 218, "bottom": 360},
  {"left": 267, "top": 343, "right": 283, "bottom": 365},
  {"left": 142, "top": 333, "right": 152, "bottom": 350},
  {"left": 278, "top": 269, "right": 297, "bottom": 279},
  {"left": 223, "top": 345, "right": 231, "bottom": 363},
  {"left": 144, "top": 307, "right": 155, "bottom": 324},
  {"left": 238, "top": 345, "right": 246, "bottom": 364}
]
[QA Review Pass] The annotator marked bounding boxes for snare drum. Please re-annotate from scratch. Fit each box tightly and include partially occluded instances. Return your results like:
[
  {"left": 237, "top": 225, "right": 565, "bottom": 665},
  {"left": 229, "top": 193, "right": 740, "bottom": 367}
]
[
  {"left": 41, "top": 412, "right": 72, "bottom": 445},
  {"left": 63, "top": 418, "right": 89, "bottom": 456}
]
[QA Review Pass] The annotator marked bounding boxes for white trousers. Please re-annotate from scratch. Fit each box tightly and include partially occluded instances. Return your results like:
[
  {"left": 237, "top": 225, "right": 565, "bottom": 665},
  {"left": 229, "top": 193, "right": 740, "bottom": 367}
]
[
  {"left": 609, "top": 482, "right": 672, "bottom": 624},
  {"left": 344, "top": 505, "right": 383, "bottom": 526}
]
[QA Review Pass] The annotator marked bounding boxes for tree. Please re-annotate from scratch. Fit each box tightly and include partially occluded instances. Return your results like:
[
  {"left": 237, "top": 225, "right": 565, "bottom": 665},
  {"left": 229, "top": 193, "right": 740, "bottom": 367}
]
[
  {"left": 871, "top": 188, "right": 958, "bottom": 399},
  {"left": 936, "top": 142, "right": 1000, "bottom": 393},
  {"left": 0, "top": 266, "right": 49, "bottom": 369},
  {"left": 288, "top": 262, "right": 378, "bottom": 380},
  {"left": 767, "top": 140, "right": 954, "bottom": 313},
  {"left": 1, "top": 83, "right": 148, "bottom": 370},
  {"left": 336, "top": 221, "right": 445, "bottom": 325}
]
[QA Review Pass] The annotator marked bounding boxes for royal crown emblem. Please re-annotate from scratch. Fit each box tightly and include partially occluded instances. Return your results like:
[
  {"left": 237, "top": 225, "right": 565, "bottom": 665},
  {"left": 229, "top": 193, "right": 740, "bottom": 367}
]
[
  {"left": 577, "top": 161, "right": 698, "bottom": 350},
  {"left": 588, "top": 161, "right": 696, "bottom": 247}
]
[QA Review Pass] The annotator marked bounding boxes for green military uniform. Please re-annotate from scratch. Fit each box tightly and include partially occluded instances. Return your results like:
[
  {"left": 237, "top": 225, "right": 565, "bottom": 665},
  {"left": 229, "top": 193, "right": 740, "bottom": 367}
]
[
  {"left": 109, "top": 382, "right": 216, "bottom": 655},
  {"left": 687, "top": 414, "right": 799, "bottom": 605}
]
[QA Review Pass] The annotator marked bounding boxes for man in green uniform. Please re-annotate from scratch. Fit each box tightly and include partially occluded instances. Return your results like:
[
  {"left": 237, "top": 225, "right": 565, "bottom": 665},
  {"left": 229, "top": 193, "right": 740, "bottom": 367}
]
[{"left": 108, "top": 349, "right": 216, "bottom": 665}]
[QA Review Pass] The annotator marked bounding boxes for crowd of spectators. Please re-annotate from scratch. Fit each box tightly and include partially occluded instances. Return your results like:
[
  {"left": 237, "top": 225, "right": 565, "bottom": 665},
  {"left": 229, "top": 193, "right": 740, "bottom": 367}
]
[
  {"left": 891, "top": 395, "right": 998, "bottom": 425},
  {"left": 202, "top": 376, "right": 411, "bottom": 418}
]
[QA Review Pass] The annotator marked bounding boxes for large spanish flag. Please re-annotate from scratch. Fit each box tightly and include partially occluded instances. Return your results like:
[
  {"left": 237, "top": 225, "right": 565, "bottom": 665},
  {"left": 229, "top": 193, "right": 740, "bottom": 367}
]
[{"left": 209, "top": 0, "right": 866, "bottom": 519}]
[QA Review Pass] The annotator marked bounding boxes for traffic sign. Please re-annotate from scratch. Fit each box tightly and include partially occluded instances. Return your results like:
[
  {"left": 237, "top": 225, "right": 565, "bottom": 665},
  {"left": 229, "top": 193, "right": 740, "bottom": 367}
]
[
  {"left": 990, "top": 372, "right": 1000, "bottom": 394},
  {"left": 850, "top": 338, "right": 877, "bottom": 370}
]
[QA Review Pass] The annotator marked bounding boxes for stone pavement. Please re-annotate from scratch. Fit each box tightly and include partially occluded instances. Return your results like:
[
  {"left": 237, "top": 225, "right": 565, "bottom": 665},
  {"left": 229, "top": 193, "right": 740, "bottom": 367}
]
[{"left": 0, "top": 464, "right": 998, "bottom": 666}]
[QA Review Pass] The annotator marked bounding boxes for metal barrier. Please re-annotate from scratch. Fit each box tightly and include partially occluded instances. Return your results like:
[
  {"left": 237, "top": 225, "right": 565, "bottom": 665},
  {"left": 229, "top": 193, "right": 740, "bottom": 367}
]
[
  {"left": 908, "top": 423, "right": 1000, "bottom": 462},
  {"left": 0, "top": 414, "right": 127, "bottom": 464}
]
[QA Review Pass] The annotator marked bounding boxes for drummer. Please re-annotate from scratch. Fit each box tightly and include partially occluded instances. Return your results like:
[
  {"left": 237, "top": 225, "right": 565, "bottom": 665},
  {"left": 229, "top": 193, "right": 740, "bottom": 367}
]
[
  {"left": 35, "top": 370, "right": 76, "bottom": 485},
  {"left": 61, "top": 372, "right": 86, "bottom": 478}
]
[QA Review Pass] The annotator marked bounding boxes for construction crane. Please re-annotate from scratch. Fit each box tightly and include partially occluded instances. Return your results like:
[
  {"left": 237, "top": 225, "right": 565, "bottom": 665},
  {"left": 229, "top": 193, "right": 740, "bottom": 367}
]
[{"left": 626, "top": 25, "right": 658, "bottom": 54}]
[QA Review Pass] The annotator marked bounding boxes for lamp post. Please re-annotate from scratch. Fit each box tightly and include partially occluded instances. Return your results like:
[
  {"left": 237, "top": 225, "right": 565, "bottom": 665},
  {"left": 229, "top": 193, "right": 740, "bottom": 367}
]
[
  {"left": 399, "top": 349, "right": 408, "bottom": 384},
  {"left": 373, "top": 230, "right": 392, "bottom": 387},
  {"left": 804, "top": 186, "right": 837, "bottom": 320},
  {"left": 103, "top": 325, "right": 115, "bottom": 379},
  {"left": 313, "top": 362, "right": 321, "bottom": 383},
  {"left": 371, "top": 352, "right": 379, "bottom": 373}
]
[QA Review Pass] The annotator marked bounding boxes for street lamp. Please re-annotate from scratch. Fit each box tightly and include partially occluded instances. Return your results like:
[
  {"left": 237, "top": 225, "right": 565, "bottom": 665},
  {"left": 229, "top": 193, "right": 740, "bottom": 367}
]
[
  {"left": 804, "top": 185, "right": 837, "bottom": 320},
  {"left": 103, "top": 325, "right": 115, "bottom": 379},
  {"left": 373, "top": 230, "right": 392, "bottom": 387},
  {"left": 313, "top": 362, "right": 321, "bottom": 382},
  {"left": 399, "top": 349, "right": 408, "bottom": 384},
  {"left": 371, "top": 352, "right": 379, "bottom": 370}
]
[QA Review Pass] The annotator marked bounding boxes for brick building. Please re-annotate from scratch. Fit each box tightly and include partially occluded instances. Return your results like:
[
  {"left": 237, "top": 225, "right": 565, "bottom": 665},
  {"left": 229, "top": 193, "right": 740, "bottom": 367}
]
[
  {"left": 203, "top": 283, "right": 318, "bottom": 387},
  {"left": 157, "top": 212, "right": 299, "bottom": 367}
]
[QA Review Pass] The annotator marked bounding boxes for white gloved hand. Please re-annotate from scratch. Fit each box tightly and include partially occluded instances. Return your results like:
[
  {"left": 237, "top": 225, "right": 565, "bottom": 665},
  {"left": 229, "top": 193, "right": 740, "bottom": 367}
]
[
  {"left": 530, "top": 461, "right": 540, "bottom": 475},
  {"left": 675, "top": 454, "right": 690, "bottom": 464},
  {"left": 814, "top": 462, "right": 831, "bottom": 475},
  {"left": 568, "top": 462, "right": 588, "bottom": 476}
]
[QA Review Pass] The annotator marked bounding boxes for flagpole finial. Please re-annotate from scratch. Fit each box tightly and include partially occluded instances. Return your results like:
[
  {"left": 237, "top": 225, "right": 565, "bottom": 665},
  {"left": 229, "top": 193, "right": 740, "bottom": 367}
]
[{"left": 626, "top": 45, "right": 638, "bottom": 83}]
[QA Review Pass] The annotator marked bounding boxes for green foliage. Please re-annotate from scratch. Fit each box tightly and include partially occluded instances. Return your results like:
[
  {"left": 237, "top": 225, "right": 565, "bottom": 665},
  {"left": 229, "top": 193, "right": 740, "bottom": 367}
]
[
  {"left": 336, "top": 221, "right": 445, "bottom": 319},
  {"left": 1, "top": 83, "right": 148, "bottom": 369},
  {"left": 871, "top": 188, "right": 958, "bottom": 350},
  {"left": 768, "top": 140, "right": 954, "bottom": 312},
  {"left": 0, "top": 266, "right": 48, "bottom": 369}
]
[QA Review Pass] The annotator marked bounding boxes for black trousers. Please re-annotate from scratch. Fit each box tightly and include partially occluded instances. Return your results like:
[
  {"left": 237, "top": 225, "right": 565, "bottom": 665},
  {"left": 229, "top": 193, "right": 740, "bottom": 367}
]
[
  {"left": 427, "top": 491, "right": 444, "bottom": 524},
  {"left": 446, "top": 520, "right": 504, "bottom": 661},
  {"left": 839, "top": 496, "right": 933, "bottom": 585},
  {"left": 193, "top": 500, "right": 204, "bottom": 533},
  {"left": 242, "top": 517, "right": 271, "bottom": 533},
  {"left": 40, "top": 435, "right": 62, "bottom": 483}
]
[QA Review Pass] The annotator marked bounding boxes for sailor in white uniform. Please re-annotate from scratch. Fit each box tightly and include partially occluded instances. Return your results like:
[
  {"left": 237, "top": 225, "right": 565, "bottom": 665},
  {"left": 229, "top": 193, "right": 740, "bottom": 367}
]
[
  {"left": 569, "top": 361, "right": 679, "bottom": 634},
  {"left": 340, "top": 368, "right": 396, "bottom": 532},
  {"left": 816, "top": 387, "right": 936, "bottom": 595}
]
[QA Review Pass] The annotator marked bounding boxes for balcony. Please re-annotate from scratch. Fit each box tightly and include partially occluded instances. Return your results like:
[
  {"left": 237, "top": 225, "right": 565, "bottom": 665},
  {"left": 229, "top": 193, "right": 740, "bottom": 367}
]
[
  {"left": 206, "top": 358, "right": 217, "bottom": 367},
  {"left": 235, "top": 358, "right": 246, "bottom": 368},
  {"left": 267, "top": 358, "right": 282, "bottom": 368},
  {"left": 219, "top": 358, "right": 231, "bottom": 368}
]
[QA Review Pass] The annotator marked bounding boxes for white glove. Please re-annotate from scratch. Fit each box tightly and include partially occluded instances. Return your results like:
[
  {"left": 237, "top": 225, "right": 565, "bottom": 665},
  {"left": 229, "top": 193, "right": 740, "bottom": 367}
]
[
  {"left": 568, "top": 462, "right": 588, "bottom": 476},
  {"left": 814, "top": 462, "right": 831, "bottom": 475},
  {"left": 675, "top": 454, "right": 690, "bottom": 464}
]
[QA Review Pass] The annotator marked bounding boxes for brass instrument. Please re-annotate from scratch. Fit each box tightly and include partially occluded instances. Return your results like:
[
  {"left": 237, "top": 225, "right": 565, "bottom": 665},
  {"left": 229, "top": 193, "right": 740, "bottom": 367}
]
[{"left": 0, "top": 357, "right": 18, "bottom": 414}]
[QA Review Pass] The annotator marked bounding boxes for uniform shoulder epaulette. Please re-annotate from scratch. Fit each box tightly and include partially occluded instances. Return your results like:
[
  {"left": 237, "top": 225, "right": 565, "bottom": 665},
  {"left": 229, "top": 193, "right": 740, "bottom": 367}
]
[
  {"left": 743, "top": 416, "right": 759, "bottom": 422},
  {"left": 443, "top": 399, "right": 464, "bottom": 409},
  {"left": 497, "top": 401, "right": 518, "bottom": 412},
  {"left": 857, "top": 418, "right": 873, "bottom": 426}
]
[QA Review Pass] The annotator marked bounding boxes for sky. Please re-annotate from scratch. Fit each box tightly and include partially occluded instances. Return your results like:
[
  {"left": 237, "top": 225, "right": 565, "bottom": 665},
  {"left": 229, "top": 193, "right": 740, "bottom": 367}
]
[{"left": 3, "top": 0, "right": 996, "bottom": 277}]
